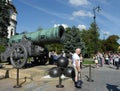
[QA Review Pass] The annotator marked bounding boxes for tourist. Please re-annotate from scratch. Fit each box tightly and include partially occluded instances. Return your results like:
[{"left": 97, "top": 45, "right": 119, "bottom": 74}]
[
  {"left": 72, "top": 48, "right": 81, "bottom": 85},
  {"left": 94, "top": 54, "right": 98, "bottom": 68},
  {"left": 114, "top": 53, "right": 119, "bottom": 70}
]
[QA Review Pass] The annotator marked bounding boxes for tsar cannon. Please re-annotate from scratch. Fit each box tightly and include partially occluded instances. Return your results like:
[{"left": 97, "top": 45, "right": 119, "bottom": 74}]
[{"left": 1, "top": 26, "right": 65, "bottom": 68}]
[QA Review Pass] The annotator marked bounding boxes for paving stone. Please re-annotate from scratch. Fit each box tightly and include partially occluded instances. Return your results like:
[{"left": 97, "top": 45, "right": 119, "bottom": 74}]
[{"left": 0, "top": 64, "right": 120, "bottom": 91}]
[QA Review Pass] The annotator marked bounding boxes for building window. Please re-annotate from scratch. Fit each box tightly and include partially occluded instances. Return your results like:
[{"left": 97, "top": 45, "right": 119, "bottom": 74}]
[{"left": 11, "top": 29, "right": 13, "bottom": 36}]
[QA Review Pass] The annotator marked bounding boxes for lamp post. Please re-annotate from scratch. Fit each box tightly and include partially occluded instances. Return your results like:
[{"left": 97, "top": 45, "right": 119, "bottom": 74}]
[{"left": 93, "top": 6, "right": 101, "bottom": 54}]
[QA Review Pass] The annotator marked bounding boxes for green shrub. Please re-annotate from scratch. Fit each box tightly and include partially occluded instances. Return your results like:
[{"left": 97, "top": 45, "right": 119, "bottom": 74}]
[{"left": 0, "top": 45, "right": 5, "bottom": 53}]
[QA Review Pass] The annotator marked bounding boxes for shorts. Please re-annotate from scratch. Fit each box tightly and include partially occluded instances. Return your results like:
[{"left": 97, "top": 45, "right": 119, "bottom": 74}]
[{"left": 73, "top": 66, "right": 79, "bottom": 77}]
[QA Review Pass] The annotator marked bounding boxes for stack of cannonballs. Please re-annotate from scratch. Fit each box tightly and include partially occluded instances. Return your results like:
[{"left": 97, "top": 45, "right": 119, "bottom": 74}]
[{"left": 49, "top": 56, "right": 75, "bottom": 80}]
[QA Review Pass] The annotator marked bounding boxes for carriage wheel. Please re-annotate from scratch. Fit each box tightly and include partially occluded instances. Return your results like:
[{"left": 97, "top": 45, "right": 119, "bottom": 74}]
[{"left": 10, "top": 44, "right": 27, "bottom": 68}]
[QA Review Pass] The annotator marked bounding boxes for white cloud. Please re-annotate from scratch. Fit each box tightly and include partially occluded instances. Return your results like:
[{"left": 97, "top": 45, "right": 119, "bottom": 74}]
[
  {"left": 69, "top": 0, "right": 90, "bottom": 6},
  {"left": 101, "top": 31, "right": 110, "bottom": 40},
  {"left": 77, "top": 24, "right": 86, "bottom": 30},
  {"left": 73, "top": 10, "right": 93, "bottom": 17},
  {"left": 54, "top": 24, "right": 68, "bottom": 28}
]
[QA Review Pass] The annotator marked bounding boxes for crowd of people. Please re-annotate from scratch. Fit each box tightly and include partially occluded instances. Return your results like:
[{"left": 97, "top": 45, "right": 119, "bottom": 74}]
[
  {"left": 93, "top": 52, "right": 120, "bottom": 69},
  {"left": 48, "top": 50, "right": 120, "bottom": 70}
]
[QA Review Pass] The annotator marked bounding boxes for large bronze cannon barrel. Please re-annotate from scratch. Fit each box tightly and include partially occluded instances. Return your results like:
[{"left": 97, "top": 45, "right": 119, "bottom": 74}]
[{"left": 9, "top": 25, "right": 65, "bottom": 45}]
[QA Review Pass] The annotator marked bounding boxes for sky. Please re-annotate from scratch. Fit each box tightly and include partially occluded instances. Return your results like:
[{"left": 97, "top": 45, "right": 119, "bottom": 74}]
[{"left": 12, "top": 0, "right": 120, "bottom": 44}]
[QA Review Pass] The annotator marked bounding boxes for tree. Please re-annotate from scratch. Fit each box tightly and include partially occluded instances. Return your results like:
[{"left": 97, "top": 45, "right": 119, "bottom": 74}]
[
  {"left": 46, "top": 43, "right": 64, "bottom": 53},
  {"left": 64, "top": 26, "right": 85, "bottom": 54},
  {"left": 0, "top": 0, "right": 11, "bottom": 38},
  {"left": 103, "top": 35, "right": 119, "bottom": 52},
  {"left": 80, "top": 23, "right": 100, "bottom": 57},
  {"left": 89, "top": 22, "right": 100, "bottom": 54},
  {"left": 0, "top": 0, "right": 17, "bottom": 55}
]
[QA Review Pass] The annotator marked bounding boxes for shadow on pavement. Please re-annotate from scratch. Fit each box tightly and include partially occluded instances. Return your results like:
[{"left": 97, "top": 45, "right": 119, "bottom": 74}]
[
  {"left": 106, "top": 83, "right": 120, "bottom": 91},
  {"left": 107, "top": 66, "right": 116, "bottom": 70}
]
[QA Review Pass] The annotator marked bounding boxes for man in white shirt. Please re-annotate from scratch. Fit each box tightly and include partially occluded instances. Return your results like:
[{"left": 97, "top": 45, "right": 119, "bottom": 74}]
[
  {"left": 114, "top": 54, "right": 119, "bottom": 70},
  {"left": 72, "top": 48, "right": 81, "bottom": 83}
]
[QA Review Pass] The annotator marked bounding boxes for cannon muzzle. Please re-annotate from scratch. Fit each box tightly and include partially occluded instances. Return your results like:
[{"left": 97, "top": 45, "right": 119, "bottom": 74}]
[{"left": 9, "top": 25, "right": 65, "bottom": 45}]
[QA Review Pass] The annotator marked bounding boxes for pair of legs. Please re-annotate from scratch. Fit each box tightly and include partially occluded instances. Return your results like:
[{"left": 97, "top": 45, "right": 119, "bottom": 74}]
[
  {"left": 115, "top": 62, "right": 119, "bottom": 69},
  {"left": 73, "top": 66, "right": 80, "bottom": 82}
]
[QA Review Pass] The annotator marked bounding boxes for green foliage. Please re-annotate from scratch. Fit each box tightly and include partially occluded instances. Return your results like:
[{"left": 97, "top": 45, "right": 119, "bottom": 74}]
[
  {"left": 0, "top": 38, "right": 6, "bottom": 56},
  {"left": 0, "top": 0, "right": 11, "bottom": 38},
  {"left": 0, "top": 45, "right": 5, "bottom": 53},
  {"left": 0, "top": 37, "right": 8, "bottom": 57},
  {"left": 88, "top": 23, "right": 100, "bottom": 54},
  {"left": 102, "top": 35, "right": 119, "bottom": 52},
  {"left": 83, "top": 59, "right": 95, "bottom": 64},
  {"left": 80, "top": 23, "right": 100, "bottom": 57},
  {"left": 46, "top": 43, "right": 64, "bottom": 53},
  {"left": 64, "top": 26, "right": 85, "bottom": 54},
  {"left": 0, "top": 37, "right": 8, "bottom": 45}
]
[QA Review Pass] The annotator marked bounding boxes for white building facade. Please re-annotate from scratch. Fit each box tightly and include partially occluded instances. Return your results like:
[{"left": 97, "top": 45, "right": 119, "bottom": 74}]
[{"left": 7, "top": 0, "right": 17, "bottom": 38}]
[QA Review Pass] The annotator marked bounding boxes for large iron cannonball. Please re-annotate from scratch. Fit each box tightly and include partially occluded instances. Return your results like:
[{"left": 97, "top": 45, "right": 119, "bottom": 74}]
[
  {"left": 57, "top": 57, "right": 68, "bottom": 68},
  {"left": 63, "top": 67, "right": 75, "bottom": 78},
  {"left": 49, "top": 67, "right": 62, "bottom": 77}
]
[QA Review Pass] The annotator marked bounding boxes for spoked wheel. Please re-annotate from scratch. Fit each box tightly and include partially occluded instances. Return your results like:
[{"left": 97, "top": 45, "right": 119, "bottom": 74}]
[{"left": 10, "top": 44, "right": 27, "bottom": 68}]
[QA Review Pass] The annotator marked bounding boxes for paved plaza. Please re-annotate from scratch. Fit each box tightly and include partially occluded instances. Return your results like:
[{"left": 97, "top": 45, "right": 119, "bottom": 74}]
[{"left": 0, "top": 64, "right": 120, "bottom": 91}]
